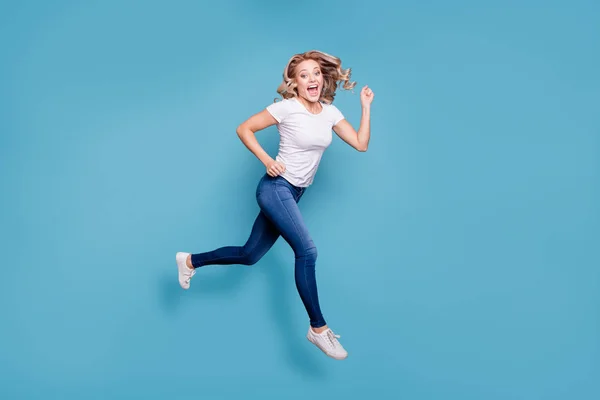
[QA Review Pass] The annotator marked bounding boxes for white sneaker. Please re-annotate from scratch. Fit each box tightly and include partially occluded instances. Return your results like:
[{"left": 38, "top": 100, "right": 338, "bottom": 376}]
[
  {"left": 307, "top": 327, "right": 348, "bottom": 360},
  {"left": 176, "top": 252, "right": 195, "bottom": 289}
]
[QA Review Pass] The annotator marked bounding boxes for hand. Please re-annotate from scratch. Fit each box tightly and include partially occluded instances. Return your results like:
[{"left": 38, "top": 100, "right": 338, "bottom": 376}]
[
  {"left": 266, "top": 160, "right": 286, "bottom": 177},
  {"left": 360, "top": 85, "right": 374, "bottom": 108}
]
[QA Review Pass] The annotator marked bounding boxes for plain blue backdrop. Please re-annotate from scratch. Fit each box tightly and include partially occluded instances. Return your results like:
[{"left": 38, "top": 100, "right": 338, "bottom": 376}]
[{"left": 1, "top": 0, "right": 598, "bottom": 399}]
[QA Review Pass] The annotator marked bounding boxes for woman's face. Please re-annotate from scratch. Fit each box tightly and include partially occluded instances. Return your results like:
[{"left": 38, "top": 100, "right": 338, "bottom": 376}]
[{"left": 294, "top": 59, "right": 323, "bottom": 103}]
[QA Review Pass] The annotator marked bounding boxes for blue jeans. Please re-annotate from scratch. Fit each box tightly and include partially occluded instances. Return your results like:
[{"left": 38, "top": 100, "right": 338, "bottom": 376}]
[{"left": 191, "top": 174, "right": 326, "bottom": 328}]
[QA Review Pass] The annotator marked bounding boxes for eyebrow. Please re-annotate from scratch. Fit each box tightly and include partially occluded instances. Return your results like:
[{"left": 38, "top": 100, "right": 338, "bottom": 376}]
[{"left": 299, "top": 67, "right": 320, "bottom": 73}]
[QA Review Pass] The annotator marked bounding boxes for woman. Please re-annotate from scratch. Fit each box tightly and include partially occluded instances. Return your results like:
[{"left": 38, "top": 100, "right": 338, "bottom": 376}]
[{"left": 176, "top": 50, "right": 374, "bottom": 360}]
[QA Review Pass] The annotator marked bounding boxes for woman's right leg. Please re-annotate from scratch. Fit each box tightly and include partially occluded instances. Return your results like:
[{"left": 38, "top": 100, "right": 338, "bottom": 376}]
[
  {"left": 176, "top": 194, "right": 280, "bottom": 289},
  {"left": 190, "top": 210, "right": 280, "bottom": 268}
]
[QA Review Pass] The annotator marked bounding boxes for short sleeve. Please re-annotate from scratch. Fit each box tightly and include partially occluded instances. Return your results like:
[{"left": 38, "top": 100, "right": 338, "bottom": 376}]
[
  {"left": 329, "top": 104, "right": 345, "bottom": 126},
  {"left": 266, "top": 99, "right": 292, "bottom": 123}
]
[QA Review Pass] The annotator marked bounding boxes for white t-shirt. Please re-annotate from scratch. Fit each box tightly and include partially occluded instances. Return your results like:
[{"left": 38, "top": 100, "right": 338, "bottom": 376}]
[{"left": 266, "top": 97, "right": 345, "bottom": 187}]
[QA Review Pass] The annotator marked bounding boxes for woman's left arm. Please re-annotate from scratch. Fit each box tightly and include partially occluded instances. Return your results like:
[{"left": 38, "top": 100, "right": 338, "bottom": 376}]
[{"left": 333, "top": 85, "right": 374, "bottom": 152}]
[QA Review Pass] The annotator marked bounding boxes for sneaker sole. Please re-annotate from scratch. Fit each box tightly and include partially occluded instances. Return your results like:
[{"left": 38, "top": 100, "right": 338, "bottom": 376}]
[
  {"left": 307, "top": 335, "right": 348, "bottom": 360},
  {"left": 176, "top": 252, "right": 192, "bottom": 290}
]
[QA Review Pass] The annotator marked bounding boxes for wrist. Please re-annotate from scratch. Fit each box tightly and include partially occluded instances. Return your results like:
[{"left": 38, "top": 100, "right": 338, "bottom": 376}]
[{"left": 261, "top": 155, "right": 274, "bottom": 167}]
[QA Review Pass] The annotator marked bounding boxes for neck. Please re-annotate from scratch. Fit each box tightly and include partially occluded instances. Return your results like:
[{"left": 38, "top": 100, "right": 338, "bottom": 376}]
[{"left": 298, "top": 96, "right": 321, "bottom": 113}]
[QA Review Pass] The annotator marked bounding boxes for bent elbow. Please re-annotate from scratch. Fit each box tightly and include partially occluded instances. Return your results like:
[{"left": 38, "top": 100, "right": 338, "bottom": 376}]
[
  {"left": 237, "top": 123, "right": 255, "bottom": 139},
  {"left": 357, "top": 145, "right": 368, "bottom": 152},
  {"left": 236, "top": 124, "right": 246, "bottom": 138}
]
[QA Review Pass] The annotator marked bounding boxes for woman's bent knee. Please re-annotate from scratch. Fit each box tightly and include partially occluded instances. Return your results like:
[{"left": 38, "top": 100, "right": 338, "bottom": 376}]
[
  {"left": 240, "top": 247, "right": 263, "bottom": 266},
  {"left": 296, "top": 245, "right": 318, "bottom": 263}
]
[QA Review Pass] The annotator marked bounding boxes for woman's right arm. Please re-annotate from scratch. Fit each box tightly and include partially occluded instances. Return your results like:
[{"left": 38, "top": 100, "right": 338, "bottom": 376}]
[{"left": 236, "top": 109, "right": 286, "bottom": 177}]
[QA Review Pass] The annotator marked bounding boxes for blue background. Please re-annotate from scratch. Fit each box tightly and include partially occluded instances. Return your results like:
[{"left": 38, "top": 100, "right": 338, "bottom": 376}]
[{"left": 1, "top": 0, "right": 598, "bottom": 399}]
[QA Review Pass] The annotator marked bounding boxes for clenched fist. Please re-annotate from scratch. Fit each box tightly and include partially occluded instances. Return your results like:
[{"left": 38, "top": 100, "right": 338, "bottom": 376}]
[
  {"left": 266, "top": 160, "right": 286, "bottom": 177},
  {"left": 360, "top": 85, "right": 374, "bottom": 108}
]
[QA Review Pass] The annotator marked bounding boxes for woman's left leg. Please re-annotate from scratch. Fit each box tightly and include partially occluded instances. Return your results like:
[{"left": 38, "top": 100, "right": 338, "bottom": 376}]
[
  {"left": 256, "top": 177, "right": 326, "bottom": 328},
  {"left": 257, "top": 176, "right": 348, "bottom": 359}
]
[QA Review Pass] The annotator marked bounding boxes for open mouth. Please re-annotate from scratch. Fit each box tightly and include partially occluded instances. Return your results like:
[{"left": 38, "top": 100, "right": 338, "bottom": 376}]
[{"left": 307, "top": 85, "right": 319, "bottom": 97}]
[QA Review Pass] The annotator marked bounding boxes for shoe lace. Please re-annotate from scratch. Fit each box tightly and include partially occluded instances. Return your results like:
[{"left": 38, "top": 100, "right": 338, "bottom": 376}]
[
  {"left": 325, "top": 330, "right": 341, "bottom": 348},
  {"left": 185, "top": 269, "right": 196, "bottom": 283}
]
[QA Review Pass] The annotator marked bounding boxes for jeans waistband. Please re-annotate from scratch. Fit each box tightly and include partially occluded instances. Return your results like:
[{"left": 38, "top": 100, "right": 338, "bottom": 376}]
[{"left": 259, "top": 174, "right": 306, "bottom": 199}]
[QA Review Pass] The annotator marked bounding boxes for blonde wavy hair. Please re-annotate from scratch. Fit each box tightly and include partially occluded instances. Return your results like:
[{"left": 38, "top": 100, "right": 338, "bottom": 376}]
[{"left": 276, "top": 50, "right": 356, "bottom": 104}]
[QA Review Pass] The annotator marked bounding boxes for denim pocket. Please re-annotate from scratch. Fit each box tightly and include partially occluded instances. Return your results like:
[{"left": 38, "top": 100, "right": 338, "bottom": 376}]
[
  {"left": 255, "top": 173, "right": 271, "bottom": 198},
  {"left": 274, "top": 185, "right": 295, "bottom": 202}
]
